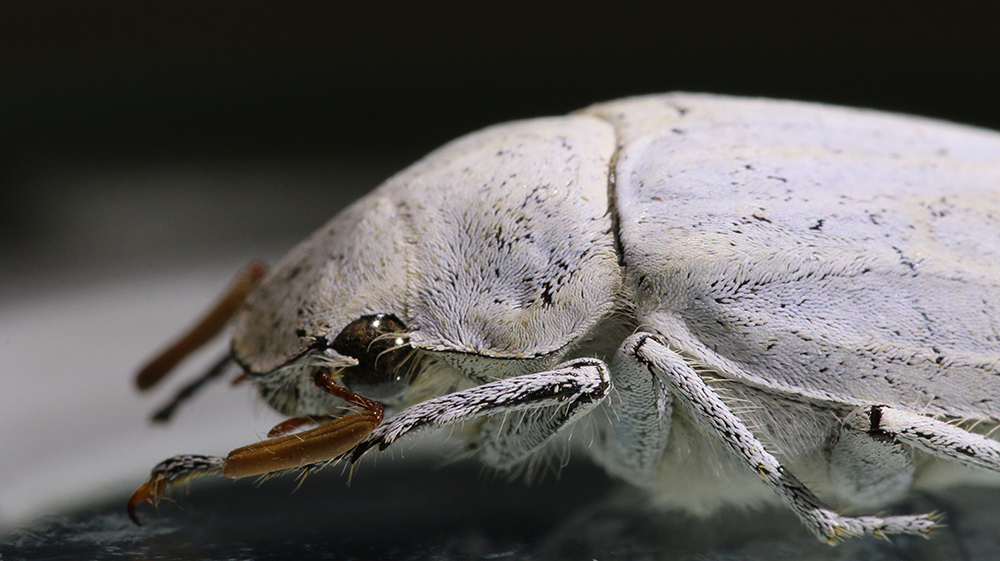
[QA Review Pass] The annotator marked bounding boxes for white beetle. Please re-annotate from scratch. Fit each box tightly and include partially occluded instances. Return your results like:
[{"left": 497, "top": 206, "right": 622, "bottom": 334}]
[{"left": 130, "top": 93, "right": 1000, "bottom": 543}]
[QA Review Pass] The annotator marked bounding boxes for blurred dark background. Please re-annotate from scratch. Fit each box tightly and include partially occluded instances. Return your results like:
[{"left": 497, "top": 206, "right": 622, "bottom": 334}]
[{"left": 2, "top": 1, "right": 999, "bottom": 297}]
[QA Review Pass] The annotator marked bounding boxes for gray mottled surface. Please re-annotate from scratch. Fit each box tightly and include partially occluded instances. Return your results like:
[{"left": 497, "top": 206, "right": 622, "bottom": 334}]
[{"left": 4, "top": 462, "right": 1000, "bottom": 560}]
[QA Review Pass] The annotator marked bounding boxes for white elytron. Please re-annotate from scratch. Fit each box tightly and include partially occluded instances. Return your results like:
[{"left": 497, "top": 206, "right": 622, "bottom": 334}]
[{"left": 133, "top": 94, "right": 1000, "bottom": 543}]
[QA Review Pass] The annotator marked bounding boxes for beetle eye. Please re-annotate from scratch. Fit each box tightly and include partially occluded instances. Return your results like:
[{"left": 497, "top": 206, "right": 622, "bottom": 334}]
[{"left": 332, "top": 314, "right": 414, "bottom": 402}]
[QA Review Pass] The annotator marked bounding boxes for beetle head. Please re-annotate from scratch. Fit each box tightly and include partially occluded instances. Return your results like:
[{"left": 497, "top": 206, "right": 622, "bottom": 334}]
[{"left": 231, "top": 116, "right": 622, "bottom": 415}]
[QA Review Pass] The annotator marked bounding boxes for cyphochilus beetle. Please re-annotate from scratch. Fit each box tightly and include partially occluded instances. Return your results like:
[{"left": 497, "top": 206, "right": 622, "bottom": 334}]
[{"left": 130, "top": 93, "right": 1000, "bottom": 544}]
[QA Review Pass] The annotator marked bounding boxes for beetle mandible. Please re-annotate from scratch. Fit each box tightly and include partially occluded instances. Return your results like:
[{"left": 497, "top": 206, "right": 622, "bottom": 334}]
[{"left": 130, "top": 93, "right": 1000, "bottom": 544}]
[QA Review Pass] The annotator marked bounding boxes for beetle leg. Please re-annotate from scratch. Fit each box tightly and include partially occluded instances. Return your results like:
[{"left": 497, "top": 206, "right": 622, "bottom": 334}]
[
  {"left": 473, "top": 348, "right": 673, "bottom": 476},
  {"left": 129, "top": 376, "right": 381, "bottom": 524},
  {"left": 260, "top": 372, "right": 371, "bottom": 438},
  {"left": 267, "top": 415, "right": 338, "bottom": 438},
  {"left": 129, "top": 410, "right": 380, "bottom": 524},
  {"left": 857, "top": 404, "right": 1000, "bottom": 473},
  {"left": 622, "top": 333, "right": 937, "bottom": 543},
  {"left": 222, "top": 409, "right": 381, "bottom": 479},
  {"left": 350, "top": 358, "right": 611, "bottom": 463},
  {"left": 829, "top": 406, "right": 916, "bottom": 511},
  {"left": 127, "top": 454, "right": 225, "bottom": 525},
  {"left": 312, "top": 369, "right": 383, "bottom": 410},
  {"left": 221, "top": 372, "right": 383, "bottom": 478}
]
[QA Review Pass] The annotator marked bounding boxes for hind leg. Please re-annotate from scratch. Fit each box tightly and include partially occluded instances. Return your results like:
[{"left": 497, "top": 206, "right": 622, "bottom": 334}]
[
  {"left": 849, "top": 405, "right": 1000, "bottom": 473},
  {"left": 829, "top": 406, "right": 916, "bottom": 511}
]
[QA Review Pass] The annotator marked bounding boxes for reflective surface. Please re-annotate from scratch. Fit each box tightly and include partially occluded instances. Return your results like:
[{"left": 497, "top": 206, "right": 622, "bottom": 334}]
[{"left": 4, "top": 458, "right": 1000, "bottom": 561}]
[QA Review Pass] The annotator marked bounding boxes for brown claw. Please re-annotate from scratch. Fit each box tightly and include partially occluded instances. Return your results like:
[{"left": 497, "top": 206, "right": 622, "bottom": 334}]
[
  {"left": 127, "top": 474, "right": 168, "bottom": 526},
  {"left": 126, "top": 454, "right": 225, "bottom": 526}
]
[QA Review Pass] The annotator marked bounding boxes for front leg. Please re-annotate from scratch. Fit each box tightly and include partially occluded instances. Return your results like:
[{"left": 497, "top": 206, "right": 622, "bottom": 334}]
[
  {"left": 623, "top": 333, "right": 937, "bottom": 543},
  {"left": 475, "top": 349, "right": 671, "bottom": 472},
  {"left": 129, "top": 358, "right": 610, "bottom": 525},
  {"left": 351, "top": 358, "right": 611, "bottom": 463}
]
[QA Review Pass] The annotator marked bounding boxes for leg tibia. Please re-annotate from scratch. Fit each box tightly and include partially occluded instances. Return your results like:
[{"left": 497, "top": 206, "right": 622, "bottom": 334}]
[{"left": 353, "top": 358, "right": 611, "bottom": 463}]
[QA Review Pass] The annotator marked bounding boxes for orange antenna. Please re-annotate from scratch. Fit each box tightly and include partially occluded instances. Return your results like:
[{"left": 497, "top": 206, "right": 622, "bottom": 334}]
[{"left": 135, "top": 260, "right": 268, "bottom": 391}]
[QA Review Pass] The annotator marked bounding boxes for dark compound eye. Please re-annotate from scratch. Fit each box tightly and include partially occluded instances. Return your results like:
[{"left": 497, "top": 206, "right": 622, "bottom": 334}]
[{"left": 332, "top": 314, "right": 414, "bottom": 402}]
